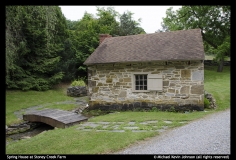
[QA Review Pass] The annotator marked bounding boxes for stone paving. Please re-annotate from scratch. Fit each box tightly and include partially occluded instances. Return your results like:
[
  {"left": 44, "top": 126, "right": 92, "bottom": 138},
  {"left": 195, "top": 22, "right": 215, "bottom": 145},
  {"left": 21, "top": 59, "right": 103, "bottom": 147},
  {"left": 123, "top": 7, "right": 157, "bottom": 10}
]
[{"left": 76, "top": 120, "right": 188, "bottom": 133}]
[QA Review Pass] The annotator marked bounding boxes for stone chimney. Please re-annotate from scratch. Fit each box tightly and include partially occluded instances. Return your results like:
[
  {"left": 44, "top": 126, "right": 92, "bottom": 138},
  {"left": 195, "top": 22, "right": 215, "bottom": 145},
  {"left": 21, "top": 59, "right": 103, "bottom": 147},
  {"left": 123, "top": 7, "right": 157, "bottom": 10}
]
[{"left": 99, "top": 34, "right": 112, "bottom": 45}]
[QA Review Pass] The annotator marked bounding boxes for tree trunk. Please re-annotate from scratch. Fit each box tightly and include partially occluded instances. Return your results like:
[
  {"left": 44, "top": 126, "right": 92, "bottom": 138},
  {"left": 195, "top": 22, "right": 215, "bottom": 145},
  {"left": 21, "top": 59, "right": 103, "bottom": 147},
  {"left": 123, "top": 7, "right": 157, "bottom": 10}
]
[{"left": 217, "top": 57, "right": 224, "bottom": 72}]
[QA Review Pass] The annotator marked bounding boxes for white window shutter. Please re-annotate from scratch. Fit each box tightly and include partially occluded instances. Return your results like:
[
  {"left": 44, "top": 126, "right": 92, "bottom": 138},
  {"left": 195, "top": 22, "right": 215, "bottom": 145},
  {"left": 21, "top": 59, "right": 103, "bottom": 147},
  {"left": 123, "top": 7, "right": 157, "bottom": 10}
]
[{"left": 148, "top": 74, "right": 162, "bottom": 91}]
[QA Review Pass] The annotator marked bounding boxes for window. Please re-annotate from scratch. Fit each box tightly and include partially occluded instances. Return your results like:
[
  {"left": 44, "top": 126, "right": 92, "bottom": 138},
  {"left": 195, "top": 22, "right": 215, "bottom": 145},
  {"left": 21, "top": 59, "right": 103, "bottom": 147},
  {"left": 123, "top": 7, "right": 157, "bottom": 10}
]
[
  {"left": 135, "top": 75, "right": 147, "bottom": 90},
  {"left": 132, "top": 72, "right": 163, "bottom": 92}
]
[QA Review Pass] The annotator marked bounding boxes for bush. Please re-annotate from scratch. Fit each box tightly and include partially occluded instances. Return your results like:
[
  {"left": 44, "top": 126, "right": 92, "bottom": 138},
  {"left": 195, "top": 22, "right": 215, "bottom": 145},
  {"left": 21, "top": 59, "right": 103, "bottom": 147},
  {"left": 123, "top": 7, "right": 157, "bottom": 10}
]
[
  {"left": 169, "top": 106, "right": 176, "bottom": 112},
  {"left": 150, "top": 107, "right": 160, "bottom": 112},
  {"left": 204, "top": 97, "right": 210, "bottom": 108},
  {"left": 71, "top": 79, "right": 86, "bottom": 87}
]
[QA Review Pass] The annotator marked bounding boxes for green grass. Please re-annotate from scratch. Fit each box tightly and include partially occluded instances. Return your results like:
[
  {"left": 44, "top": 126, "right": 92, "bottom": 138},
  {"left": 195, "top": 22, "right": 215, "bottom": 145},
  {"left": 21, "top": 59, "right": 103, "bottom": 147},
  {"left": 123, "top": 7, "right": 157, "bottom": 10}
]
[
  {"left": 6, "top": 83, "right": 75, "bottom": 125},
  {"left": 205, "top": 54, "right": 230, "bottom": 61},
  {"left": 6, "top": 126, "right": 156, "bottom": 154},
  {"left": 36, "top": 104, "right": 78, "bottom": 111},
  {"left": 6, "top": 66, "right": 230, "bottom": 154},
  {"left": 204, "top": 66, "right": 230, "bottom": 111},
  {"left": 87, "top": 111, "right": 212, "bottom": 123},
  {"left": 4, "top": 111, "right": 215, "bottom": 154}
]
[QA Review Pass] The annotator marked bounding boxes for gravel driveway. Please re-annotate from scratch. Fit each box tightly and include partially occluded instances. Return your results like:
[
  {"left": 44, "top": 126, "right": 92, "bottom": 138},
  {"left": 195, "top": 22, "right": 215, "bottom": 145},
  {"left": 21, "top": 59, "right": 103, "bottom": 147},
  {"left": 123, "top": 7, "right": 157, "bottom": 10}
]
[{"left": 114, "top": 109, "right": 230, "bottom": 155}]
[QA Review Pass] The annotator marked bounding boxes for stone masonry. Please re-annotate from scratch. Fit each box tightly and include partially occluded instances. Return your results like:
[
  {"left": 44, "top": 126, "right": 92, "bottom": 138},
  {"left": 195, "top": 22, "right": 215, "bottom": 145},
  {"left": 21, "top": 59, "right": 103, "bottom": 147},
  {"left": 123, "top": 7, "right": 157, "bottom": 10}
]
[
  {"left": 67, "top": 86, "right": 87, "bottom": 97},
  {"left": 87, "top": 60, "right": 204, "bottom": 112}
]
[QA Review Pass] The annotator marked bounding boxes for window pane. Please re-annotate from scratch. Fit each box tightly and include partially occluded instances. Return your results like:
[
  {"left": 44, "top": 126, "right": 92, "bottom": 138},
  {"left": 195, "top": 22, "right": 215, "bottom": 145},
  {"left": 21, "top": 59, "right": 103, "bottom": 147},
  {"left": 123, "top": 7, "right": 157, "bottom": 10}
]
[
  {"left": 140, "top": 81, "right": 143, "bottom": 85},
  {"left": 135, "top": 74, "right": 149, "bottom": 91},
  {"left": 144, "top": 80, "right": 147, "bottom": 85}
]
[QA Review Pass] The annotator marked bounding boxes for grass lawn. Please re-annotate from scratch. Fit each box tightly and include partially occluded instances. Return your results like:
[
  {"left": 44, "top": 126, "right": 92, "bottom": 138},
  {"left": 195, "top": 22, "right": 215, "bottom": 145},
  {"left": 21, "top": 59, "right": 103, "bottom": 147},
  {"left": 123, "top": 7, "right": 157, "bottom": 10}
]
[
  {"left": 5, "top": 83, "right": 77, "bottom": 125},
  {"left": 205, "top": 54, "right": 230, "bottom": 61},
  {"left": 5, "top": 66, "right": 230, "bottom": 154},
  {"left": 204, "top": 65, "right": 230, "bottom": 111}
]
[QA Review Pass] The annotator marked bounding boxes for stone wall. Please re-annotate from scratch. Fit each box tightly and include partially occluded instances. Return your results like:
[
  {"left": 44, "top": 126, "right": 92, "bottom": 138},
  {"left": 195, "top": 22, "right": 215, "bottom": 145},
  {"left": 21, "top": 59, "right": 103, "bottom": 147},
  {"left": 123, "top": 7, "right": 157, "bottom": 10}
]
[
  {"left": 67, "top": 86, "right": 87, "bottom": 97},
  {"left": 87, "top": 60, "right": 204, "bottom": 112}
]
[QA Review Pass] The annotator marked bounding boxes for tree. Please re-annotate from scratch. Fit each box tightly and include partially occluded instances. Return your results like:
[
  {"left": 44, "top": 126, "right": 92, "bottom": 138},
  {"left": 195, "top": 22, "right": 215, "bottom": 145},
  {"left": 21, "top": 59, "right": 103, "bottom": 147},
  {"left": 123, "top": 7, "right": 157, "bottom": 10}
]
[
  {"left": 66, "top": 19, "right": 78, "bottom": 30},
  {"left": 6, "top": 6, "right": 67, "bottom": 91},
  {"left": 6, "top": 6, "right": 25, "bottom": 75},
  {"left": 96, "top": 7, "right": 120, "bottom": 36},
  {"left": 61, "top": 9, "right": 118, "bottom": 81},
  {"left": 72, "top": 12, "right": 100, "bottom": 77},
  {"left": 53, "top": 29, "right": 79, "bottom": 82},
  {"left": 161, "top": 6, "right": 230, "bottom": 72},
  {"left": 118, "top": 11, "right": 146, "bottom": 36},
  {"left": 61, "top": 8, "right": 146, "bottom": 81}
]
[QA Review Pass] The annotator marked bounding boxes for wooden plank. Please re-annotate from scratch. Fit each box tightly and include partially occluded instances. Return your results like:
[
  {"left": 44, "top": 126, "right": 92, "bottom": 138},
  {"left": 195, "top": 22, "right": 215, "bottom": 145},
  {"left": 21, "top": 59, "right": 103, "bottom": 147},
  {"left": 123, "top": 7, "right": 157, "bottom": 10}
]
[
  {"left": 57, "top": 114, "right": 88, "bottom": 123},
  {"left": 23, "top": 109, "right": 88, "bottom": 128}
]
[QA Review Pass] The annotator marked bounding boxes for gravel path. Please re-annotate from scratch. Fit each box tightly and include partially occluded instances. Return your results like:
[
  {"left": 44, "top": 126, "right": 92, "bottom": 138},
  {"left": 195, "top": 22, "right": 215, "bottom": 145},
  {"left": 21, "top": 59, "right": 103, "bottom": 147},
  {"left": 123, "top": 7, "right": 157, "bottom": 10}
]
[{"left": 115, "top": 109, "right": 230, "bottom": 155}]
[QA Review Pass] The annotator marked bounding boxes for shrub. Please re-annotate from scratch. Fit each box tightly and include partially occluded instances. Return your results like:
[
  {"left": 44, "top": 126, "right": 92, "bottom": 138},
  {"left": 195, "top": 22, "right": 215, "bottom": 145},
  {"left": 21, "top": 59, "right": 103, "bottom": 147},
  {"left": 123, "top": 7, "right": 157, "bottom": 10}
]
[
  {"left": 169, "top": 106, "right": 176, "bottom": 112},
  {"left": 150, "top": 107, "right": 159, "bottom": 112},
  {"left": 204, "top": 97, "right": 210, "bottom": 108},
  {"left": 71, "top": 79, "right": 86, "bottom": 87}
]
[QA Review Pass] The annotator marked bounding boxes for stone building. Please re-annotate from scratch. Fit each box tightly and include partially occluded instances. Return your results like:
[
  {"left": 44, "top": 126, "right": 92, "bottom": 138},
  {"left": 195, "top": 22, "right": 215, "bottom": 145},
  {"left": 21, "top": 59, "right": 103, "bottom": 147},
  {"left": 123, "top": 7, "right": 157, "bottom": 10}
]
[{"left": 84, "top": 29, "right": 205, "bottom": 111}]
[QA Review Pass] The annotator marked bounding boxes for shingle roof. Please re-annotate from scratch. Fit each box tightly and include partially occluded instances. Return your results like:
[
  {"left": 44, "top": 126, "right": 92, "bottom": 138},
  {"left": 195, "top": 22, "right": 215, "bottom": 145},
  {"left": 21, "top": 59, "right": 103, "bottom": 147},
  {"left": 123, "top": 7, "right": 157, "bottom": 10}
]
[{"left": 84, "top": 28, "right": 205, "bottom": 65}]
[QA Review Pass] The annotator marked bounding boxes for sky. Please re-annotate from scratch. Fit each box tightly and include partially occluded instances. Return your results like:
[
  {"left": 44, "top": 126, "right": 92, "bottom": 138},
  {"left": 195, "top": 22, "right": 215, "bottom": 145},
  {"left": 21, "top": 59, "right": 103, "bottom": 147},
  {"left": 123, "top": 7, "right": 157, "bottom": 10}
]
[{"left": 59, "top": 5, "right": 182, "bottom": 34}]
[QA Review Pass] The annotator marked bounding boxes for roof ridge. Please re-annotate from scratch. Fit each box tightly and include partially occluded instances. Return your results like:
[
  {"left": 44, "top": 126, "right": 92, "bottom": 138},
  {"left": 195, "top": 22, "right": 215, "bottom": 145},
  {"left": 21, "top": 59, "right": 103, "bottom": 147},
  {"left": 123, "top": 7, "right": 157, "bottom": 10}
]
[{"left": 107, "top": 28, "right": 201, "bottom": 39}]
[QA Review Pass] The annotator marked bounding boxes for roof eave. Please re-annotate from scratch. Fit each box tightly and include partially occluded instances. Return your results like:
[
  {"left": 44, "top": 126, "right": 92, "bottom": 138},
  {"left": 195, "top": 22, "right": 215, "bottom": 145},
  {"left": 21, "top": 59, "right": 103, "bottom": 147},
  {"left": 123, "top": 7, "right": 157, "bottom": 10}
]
[{"left": 83, "top": 58, "right": 204, "bottom": 66}]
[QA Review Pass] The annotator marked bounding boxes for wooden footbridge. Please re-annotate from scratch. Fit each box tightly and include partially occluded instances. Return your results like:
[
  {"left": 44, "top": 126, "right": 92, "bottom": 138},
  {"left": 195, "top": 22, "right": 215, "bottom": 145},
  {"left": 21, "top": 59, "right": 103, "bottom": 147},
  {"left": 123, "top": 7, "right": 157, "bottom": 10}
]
[{"left": 23, "top": 109, "right": 88, "bottom": 128}]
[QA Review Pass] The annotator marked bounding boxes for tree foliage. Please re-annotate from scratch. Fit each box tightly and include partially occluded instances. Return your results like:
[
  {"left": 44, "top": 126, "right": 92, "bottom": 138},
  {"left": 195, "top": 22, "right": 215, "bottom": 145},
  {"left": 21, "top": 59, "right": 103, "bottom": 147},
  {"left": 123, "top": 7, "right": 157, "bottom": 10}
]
[
  {"left": 160, "top": 6, "right": 230, "bottom": 72},
  {"left": 118, "top": 11, "right": 145, "bottom": 36},
  {"left": 6, "top": 6, "right": 67, "bottom": 90},
  {"left": 73, "top": 12, "right": 100, "bottom": 75},
  {"left": 6, "top": 6, "right": 25, "bottom": 75},
  {"left": 68, "top": 7, "right": 146, "bottom": 78},
  {"left": 66, "top": 20, "right": 78, "bottom": 30},
  {"left": 96, "top": 7, "right": 120, "bottom": 36},
  {"left": 55, "top": 31, "right": 78, "bottom": 82},
  {"left": 6, "top": 6, "right": 146, "bottom": 90}
]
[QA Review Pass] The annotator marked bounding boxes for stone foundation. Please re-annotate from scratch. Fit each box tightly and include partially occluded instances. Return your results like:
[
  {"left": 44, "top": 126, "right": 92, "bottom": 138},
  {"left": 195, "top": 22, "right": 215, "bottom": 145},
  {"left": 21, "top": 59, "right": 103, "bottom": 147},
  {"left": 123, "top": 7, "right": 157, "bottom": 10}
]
[
  {"left": 87, "top": 60, "right": 204, "bottom": 111},
  {"left": 89, "top": 103, "right": 203, "bottom": 112}
]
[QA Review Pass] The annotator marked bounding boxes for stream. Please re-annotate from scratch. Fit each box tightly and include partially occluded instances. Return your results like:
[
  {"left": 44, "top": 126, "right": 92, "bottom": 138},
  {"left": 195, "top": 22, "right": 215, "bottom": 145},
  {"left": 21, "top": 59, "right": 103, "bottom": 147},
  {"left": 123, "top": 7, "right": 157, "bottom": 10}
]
[{"left": 6, "top": 123, "right": 54, "bottom": 145}]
